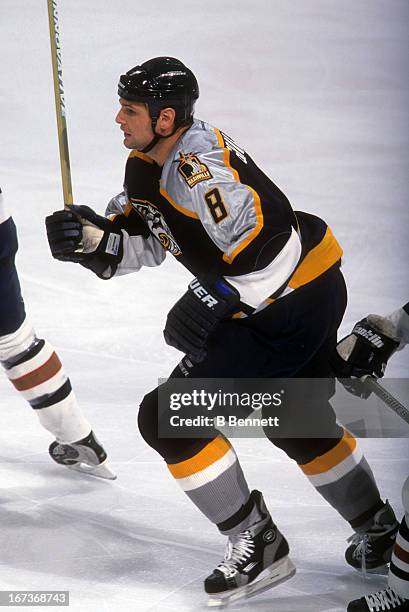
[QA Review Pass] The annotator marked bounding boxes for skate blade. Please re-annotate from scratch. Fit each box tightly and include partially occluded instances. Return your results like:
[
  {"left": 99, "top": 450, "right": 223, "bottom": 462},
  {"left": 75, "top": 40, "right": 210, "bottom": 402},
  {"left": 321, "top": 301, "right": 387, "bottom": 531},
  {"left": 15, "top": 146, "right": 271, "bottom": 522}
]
[
  {"left": 207, "top": 556, "right": 296, "bottom": 607},
  {"left": 68, "top": 459, "right": 117, "bottom": 480},
  {"left": 354, "top": 564, "right": 389, "bottom": 577}
]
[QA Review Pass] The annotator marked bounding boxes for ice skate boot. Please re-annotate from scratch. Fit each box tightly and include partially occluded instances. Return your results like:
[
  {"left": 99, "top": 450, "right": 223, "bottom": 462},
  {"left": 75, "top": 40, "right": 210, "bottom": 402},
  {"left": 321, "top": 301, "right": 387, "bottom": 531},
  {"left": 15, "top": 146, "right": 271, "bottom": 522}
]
[
  {"left": 205, "top": 490, "right": 296, "bottom": 607},
  {"left": 347, "top": 587, "right": 408, "bottom": 611},
  {"left": 49, "top": 431, "right": 116, "bottom": 480},
  {"left": 346, "top": 501, "right": 399, "bottom": 574}
]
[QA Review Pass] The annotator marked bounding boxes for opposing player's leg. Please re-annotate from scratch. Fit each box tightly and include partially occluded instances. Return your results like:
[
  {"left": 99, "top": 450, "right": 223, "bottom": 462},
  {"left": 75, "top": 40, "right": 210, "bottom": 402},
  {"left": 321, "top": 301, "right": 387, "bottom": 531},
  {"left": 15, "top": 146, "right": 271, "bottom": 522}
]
[
  {"left": 389, "top": 477, "right": 409, "bottom": 599},
  {"left": 0, "top": 189, "right": 115, "bottom": 479},
  {"left": 347, "top": 477, "right": 409, "bottom": 611}
]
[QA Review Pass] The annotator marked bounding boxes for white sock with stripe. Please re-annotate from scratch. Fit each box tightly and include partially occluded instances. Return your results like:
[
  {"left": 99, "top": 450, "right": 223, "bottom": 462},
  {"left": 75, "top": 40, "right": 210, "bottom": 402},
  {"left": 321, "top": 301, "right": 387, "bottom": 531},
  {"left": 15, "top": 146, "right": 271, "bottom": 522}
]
[
  {"left": 388, "top": 477, "right": 409, "bottom": 598},
  {"left": 1, "top": 318, "right": 92, "bottom": 443}
]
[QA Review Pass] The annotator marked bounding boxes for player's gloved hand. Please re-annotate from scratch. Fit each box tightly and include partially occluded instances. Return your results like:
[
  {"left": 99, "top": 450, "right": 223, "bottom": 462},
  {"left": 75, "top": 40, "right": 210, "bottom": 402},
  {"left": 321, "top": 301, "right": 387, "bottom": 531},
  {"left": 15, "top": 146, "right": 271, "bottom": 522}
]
[
  {"left": 164, "top": 276, "right": 240, "bottom": 363},
  {"left": 45, "top": 205, "right": 123, "bottom": 279},
  {"left": 330, "top": 316, "right": 399, "bottom": 398}
]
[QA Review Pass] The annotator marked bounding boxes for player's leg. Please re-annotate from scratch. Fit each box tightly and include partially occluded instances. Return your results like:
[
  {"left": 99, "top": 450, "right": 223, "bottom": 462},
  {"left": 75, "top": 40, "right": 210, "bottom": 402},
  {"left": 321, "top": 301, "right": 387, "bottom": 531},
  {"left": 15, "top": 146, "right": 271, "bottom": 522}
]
[
  {"left": 0, "top": 189, "right": 114, "bottom": 478},
  {"left": 266, "top": 409, "right": 398, "bottom": 574},
  {"left": 137, "top": 327, "right": 296, "bottom": 605},
  {"left": 138, "top": 388, "right": 251, "bottom": 528},
  {"left": 261, "top": 270, "right": 398, "bottom": 573},
  {"left": 389, "top": 476, "right": 409, "bottom": 598},
  {"left": 346, "top": 477, "right": 409, "bottom": 611}
]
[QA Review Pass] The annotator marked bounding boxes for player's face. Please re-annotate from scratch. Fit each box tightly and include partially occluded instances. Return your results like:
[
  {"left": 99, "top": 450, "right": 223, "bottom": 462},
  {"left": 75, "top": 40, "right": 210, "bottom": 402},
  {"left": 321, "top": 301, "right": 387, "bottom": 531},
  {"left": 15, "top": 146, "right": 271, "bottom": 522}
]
[{"left": 115, "top": 99, "right": 154, "bottom": 150}]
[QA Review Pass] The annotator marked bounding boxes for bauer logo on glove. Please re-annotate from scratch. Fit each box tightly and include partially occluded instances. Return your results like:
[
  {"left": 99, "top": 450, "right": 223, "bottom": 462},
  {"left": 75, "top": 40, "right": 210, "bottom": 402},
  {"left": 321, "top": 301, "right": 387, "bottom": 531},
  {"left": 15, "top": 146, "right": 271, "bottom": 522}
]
[
  {"left": 189, "top": 279, "right": 220, "bottom": 309},
  {"left": 164, "top": 276, "right": 240, "bottom": 362}
]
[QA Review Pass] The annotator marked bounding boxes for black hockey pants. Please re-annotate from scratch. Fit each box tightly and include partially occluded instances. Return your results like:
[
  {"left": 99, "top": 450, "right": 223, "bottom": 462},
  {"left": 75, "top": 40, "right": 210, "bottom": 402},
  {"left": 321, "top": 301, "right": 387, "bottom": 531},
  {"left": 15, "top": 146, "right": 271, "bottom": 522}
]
[{"left": 138, "top": 265, "right": 348, "bottom": 465}]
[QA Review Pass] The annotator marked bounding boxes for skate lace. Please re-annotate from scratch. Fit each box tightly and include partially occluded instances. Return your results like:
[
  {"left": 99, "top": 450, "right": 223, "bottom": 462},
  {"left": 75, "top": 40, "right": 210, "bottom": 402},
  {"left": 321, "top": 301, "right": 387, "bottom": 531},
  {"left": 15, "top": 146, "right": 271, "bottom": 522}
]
[
  {"left": 365, "top": 587, "right": 405, "bottom": 611},
  {"left": 217, "top": 531, "right": 255, "bottom": 577},
  {"left": 347, "top": 533, "right": 371, "bottom": 576}
]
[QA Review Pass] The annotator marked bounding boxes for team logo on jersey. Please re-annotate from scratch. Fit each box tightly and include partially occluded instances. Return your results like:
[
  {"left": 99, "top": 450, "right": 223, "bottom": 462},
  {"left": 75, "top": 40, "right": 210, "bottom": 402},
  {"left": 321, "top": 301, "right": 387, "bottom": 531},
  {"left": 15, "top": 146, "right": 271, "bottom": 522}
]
[
  {"left": 177, "top": 152, "right": 212, "bottom": 188},
  {"left": 130, "top": 198, "right": 182, "bottom": 256}
]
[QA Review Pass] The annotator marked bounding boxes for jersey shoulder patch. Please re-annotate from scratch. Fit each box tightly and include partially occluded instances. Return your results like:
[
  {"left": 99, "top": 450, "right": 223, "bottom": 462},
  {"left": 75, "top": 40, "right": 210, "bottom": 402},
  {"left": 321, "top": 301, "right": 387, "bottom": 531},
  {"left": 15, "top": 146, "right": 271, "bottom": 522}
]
[{"left": 177, "top": 152, "right": 213, "bottom": 188}]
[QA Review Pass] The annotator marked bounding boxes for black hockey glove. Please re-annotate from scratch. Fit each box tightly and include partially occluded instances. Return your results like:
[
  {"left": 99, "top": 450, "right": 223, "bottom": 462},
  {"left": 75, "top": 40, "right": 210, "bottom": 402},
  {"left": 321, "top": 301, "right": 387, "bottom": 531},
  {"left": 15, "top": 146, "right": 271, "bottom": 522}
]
[
  {"left": 330, "top": 317, "right": 399, "bottom": 398},
  {"left": 164, "top": 276, "right": 241, "bottom": 363},
  {"left": 45, "top": 205, "right": 123, "bottom": 279}
]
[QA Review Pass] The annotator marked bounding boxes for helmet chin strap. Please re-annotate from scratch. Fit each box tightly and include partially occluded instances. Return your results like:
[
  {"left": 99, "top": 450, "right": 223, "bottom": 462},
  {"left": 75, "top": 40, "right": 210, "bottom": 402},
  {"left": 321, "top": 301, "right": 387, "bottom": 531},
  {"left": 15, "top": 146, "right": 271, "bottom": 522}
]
[
  {"left": 141, "top": 132, "right": 161, "bottom": 154},
  {"left": 140, "top": 118, "right": 175, "bottom": 154},
  {"left": 141, "top": 116, "right": 189, "bottom": 154}
]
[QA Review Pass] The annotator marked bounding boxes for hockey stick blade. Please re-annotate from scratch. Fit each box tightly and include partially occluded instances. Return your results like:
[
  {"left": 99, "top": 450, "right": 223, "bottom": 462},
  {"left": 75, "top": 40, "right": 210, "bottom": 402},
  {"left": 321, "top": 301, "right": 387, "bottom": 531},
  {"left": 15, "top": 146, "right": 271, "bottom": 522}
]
[{"left": 364, "top": 377, "right": 409, "bottom": 426}]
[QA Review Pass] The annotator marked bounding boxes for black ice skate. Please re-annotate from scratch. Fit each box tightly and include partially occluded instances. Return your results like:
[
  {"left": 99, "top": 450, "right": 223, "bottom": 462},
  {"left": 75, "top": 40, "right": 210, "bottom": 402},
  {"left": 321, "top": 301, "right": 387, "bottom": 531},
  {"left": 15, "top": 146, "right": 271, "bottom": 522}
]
[
  {"left": 49, "top": 431, "right": 116, "bottom": 480},
  {"left": 205, "top": 490, "right": 296, "bottom": 607},
  {"left": 345, "top": 501, "right": 399, "bottom": 574},
  {"left": 347, "top": 587, "right": 408, "bottom": 611}
]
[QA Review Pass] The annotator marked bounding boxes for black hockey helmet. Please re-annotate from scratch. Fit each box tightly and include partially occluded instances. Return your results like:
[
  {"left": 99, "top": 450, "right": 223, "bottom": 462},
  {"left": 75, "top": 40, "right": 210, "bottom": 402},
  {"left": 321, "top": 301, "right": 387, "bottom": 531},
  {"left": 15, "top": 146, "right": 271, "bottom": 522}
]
[{"left": 118, "top": 57, "right": 199, "bottom": 128}]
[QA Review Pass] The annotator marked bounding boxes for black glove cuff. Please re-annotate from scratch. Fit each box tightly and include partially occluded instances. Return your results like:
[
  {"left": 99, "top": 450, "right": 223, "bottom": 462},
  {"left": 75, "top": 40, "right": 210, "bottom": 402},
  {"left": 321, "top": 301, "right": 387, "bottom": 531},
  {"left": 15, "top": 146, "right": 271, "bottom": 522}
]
[{"left": 188, "top": 276, "right": 240, "bottom": 318}]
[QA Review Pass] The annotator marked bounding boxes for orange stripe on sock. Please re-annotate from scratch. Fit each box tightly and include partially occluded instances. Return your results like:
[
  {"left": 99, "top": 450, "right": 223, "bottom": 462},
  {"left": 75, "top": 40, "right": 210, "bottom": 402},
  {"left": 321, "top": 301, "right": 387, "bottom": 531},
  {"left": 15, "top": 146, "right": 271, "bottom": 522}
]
[
  {"left": 299, "top": 431, "right": 357, "bottom": 476},
  {"left": 167, "top": 436, "right": 231, "bottom": 479},
  {"left": 10, "top": 352, "right": 62, "bottom": 391}
]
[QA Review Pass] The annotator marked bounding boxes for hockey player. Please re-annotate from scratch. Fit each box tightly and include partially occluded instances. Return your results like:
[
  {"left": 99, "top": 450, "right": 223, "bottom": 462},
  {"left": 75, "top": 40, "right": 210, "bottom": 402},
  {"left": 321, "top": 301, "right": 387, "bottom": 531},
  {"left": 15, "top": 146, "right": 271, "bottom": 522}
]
[
  {"left": 45, "top": 57, "right": 399, "bottom": 604},
  {"left": 332, "top": 304, "right": 409, "bottom": 612},
  {"left": 0, "top": 188, "right": 115, "bottom": 480}
]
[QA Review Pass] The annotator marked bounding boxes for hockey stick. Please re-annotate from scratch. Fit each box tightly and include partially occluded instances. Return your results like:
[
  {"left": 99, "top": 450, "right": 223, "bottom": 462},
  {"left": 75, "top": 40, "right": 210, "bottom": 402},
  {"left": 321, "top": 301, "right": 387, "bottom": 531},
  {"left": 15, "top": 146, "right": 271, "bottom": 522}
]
[
  {"left": 364, "top": 377, "right": 409, "bottom": 426},
  {"left": 47, "top": 0, "right": 73, "bottom": 207}
]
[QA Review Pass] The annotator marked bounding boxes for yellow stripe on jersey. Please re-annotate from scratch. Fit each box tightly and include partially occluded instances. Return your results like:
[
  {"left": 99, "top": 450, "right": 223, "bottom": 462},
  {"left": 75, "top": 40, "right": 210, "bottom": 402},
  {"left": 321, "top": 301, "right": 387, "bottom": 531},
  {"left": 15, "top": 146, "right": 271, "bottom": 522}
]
[
  {"left": 128, "top": 150, "right": 155, "bottom": 164},
  {"left": 167, "top": 436, "right": 231, "bottom": 479},
  {"left": 232, "top": 311, "right": 247, "bottom": 319},
  {"left": 299, "top": 430, "right": 356, "bottom": 476},
  {"left": 215, "top": 129, "right": 241, "bottom": 183},
  {"left": 223, "top": 185, "right": 264, "bottom": 264},
  {"left": 288, "top": 226, "right": 343, "bottom": 290},
  {"left": 123, "top": 203, "right": 133, "bottom": 216},
  {"left": 214, "top": 128, "right": 264, "bottom": 264},
  {"left": 160, "top": 186, "right": 199, "bottom": 219}
]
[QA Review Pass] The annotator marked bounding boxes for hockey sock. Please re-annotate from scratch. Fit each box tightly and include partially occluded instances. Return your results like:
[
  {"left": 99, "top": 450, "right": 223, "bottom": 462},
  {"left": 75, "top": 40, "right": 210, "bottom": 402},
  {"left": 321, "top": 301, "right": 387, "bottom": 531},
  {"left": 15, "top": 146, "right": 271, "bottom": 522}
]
[
  {"left": 389, "top": 515, "right": 409, "bottom": 598},
  {"left": 389, "top": 477, "right": 409, "bottom": 598},
  {"left": 298, "top": 429, "right": 382, "bottom": 525},
  {"left": 166, "top": 435, "right": 252, "bottom": 529},
  {"left": 0, "top": 318, "right": 92, "bottom": 443},
  {"left": 216, "top": 489, "right": 266, "bottom": 536}
]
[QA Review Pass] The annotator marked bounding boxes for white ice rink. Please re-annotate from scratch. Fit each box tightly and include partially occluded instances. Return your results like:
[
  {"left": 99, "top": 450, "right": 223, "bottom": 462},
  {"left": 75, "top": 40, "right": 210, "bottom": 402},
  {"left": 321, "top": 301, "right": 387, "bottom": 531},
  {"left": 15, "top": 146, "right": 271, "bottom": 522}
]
[{"left": 1, "top": 1, "right": 408, "bottom": 610}]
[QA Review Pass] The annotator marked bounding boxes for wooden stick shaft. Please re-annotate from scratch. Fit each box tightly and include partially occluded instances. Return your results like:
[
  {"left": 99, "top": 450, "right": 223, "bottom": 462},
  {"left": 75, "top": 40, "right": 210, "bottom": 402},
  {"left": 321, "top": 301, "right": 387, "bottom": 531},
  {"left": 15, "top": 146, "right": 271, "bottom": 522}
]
[{"left": 47, "top": 0, "right": 73, "bottom": 206}]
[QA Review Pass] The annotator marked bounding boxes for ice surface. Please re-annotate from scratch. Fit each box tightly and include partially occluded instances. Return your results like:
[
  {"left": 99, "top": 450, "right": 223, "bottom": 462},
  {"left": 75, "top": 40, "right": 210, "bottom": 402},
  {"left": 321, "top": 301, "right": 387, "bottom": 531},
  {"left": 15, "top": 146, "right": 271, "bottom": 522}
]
[{"left": 0, "top": 1, "right": 408, "bottom": 610}]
